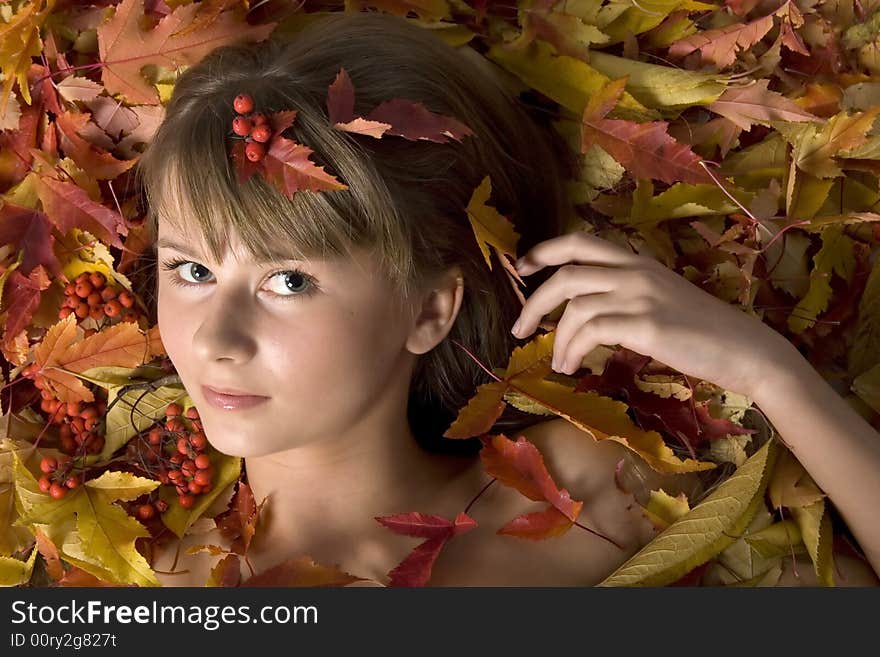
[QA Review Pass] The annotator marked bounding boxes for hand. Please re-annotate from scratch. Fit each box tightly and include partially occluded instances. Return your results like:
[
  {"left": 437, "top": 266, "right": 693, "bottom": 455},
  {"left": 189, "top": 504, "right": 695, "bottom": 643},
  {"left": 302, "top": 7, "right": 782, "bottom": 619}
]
[{"left": 510, "top": 231, "right": 798, "bottom": 400}]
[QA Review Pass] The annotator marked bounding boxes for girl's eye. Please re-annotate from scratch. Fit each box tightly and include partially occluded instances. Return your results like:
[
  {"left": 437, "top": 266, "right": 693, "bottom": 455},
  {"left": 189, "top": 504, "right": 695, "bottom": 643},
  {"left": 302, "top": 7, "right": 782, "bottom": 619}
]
[{"left": 159, "top": 258, "right": 318, "bottom": 301}]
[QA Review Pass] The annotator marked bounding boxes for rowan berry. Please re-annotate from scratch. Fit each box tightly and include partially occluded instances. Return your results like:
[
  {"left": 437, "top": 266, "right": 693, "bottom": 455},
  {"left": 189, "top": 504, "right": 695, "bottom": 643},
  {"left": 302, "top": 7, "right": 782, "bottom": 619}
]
[
  {"left": 49, "top": 483, "right": 67, "bottom": 499},
  {"left": 75, "top": 302, "right": 89, "bottom": 318},
  {"left": 89, "top": 272, "right": 106, "bottom": 288},
  {"left": 39, "top": 475, "right": 52, "bottom": 493},
  {"left": 66, "top": 401, "right": 81, "bottom": 417},
  {"left": 165, "top": 403, "right": 182, "bottom": 417},
  {"left": 232, "top": 116, "right": 252, "bottom": 136},
  {"left": 117, "top": 290, "right": 134, "bottom": 308},
  {"left": 194, "top": 454, "right": 211, "bottom": 470},
  {"left": 251, "top": 124, "right": 272, "bottom": 143},
  {"left": 233, "top": 93, "right": 254, "bottom": 114},
  {"left": 187, "top": 481, "right": 203, "bottom": 495},
  {"left": 184, "top": 407, "right": 200, "bottom": 420},
  {"left": 177, "top": 437, "right": 190, "bottom": 455},
  {"left": 75, "top": 280, "right": 93, "bottom": 298},
  {"left": 89, "top": 306, "right": 104, "bottom": 321},
  {"left": 104, "top": 299, "right": 122, "bottom": 317},
  {"left": 87, "top": 291, "right": 102, "bottom": 307},
  {"left": 155, "top": 500, "right": 169, "bottom": 513},
  {"left": 40, "top": 456, "right": 57, "bottom": 473},
  {"left": 64, "top": 283, "right": 76, "bottom": 295},
  {"left": 190, "top": 432, "right": 207, "bottom": 450},
  {"left": 76, "top": 273, "right": 90, "bottom": 283},
  {"left": 136, "top": 504, "right": 155, "bottom": 521},
  {"left": 245, "top": 141, "right": 266, "bottom": 162},
  {"left": 101, "top": 287, "right": 117, "bottom": 302},
  {"left": 194, "top": 470, "right": 212, "bottom": 487},
  {"left": 64, "top": 475, "right": 80, "bottom": 489},
  {"left": 251, "top": 112, "right": 267, "bottom": 126},
  {"left": 178, "top": 494, "right": 195, "bottom": 509}
]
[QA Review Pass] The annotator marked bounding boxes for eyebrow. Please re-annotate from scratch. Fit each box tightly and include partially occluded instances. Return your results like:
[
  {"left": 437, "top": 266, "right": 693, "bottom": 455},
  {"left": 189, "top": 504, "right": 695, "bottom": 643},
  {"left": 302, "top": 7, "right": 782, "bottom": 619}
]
[{"left": 156, "top": 238, "right": 308, "bottom": 264}]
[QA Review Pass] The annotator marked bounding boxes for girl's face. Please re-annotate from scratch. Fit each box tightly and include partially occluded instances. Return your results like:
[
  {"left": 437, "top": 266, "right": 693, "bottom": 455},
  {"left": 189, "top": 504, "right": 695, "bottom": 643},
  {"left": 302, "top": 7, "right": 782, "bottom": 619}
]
[{"left": 156, "top": 217, "right": 418, "bottom": 458}]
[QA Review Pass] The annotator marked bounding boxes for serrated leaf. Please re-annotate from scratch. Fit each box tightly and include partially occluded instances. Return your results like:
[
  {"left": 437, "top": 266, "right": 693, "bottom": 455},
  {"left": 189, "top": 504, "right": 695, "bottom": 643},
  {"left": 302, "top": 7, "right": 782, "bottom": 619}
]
[
  {"left": 0, "top": 544, "right": 38, "bottom": 586},
  {"left": 791, "top": 499, "right": 834, "bottom": 587},
  {"left": 598, "top": 439, "right": 777, "bottom": 586}
]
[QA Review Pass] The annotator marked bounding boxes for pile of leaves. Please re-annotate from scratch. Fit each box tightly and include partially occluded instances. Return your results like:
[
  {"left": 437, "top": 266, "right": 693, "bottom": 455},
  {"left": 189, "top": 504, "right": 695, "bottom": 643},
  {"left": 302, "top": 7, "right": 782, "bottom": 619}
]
[{"left": 0, "top": 0, "right": 878, "bottom": 587}]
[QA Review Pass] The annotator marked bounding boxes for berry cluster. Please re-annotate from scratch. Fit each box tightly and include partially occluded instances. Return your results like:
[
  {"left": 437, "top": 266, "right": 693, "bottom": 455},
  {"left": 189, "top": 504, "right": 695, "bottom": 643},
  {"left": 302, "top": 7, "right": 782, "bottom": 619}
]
[
  {"left": 37, "top": 455, "right": 81, "bottom": 499},
  {"left": 59, "top": 271, "right": 138, "bottom": 325},
  {"left": 21, "top": 363, "right": 107, "bottom": 456},
  {"left": 231, "top": 93, "right": 274, "bottom": 162},
  {"left": 125, "top": 402, "right": 214, "bottom": 511}
]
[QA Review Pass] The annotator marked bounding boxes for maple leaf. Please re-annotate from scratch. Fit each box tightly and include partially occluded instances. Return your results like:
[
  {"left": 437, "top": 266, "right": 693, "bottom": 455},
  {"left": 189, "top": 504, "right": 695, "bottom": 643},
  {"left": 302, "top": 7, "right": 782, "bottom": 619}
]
[
  {"left": 581, "top": 77, "right": 714, "bottom": 185},
  {"left": 0, "top": 201, "right": 61, "bottom": 277},
  {"left": 53, "top": 111, "right": 138, "bottom": 181},
  {"left": 768, "top": 445, "right": 827, "bottom": 509},
  {"left": 505, "top": 0, "right": 610, "bottom": 61},
  {"left": 668, "top": 11, "right": 776, "bottom": 69},
  {"left": 445, "top": 332, "right": 716, "bottom": 473},
  {"left": 97, "top": 0, "right": 277, "bottom": 105},
  {"left": 33, "top": 314, "right": 149, "bottom": 403},
  {"left": 13, "top": 452, "right": 161, "bottom": 586},
  {"left": 1, "top": 265, "right": 52, "bottom": 364},
  {"left": 464, "top": 176, "right": 521, "bottom": 273},
  {"left": 707, "top": 79, "right": 819, "bottom": 131},
  {"left": 231, "top": 109, "right": 349, "bottom": 197},
  {"left": 36, "top": 173, "right": 128, "bottom": 250},
  {"left": 326, "top": 69, "right": 392, "bottom": 138},
  {"left": 375, "top": 511, "right": 477, "bottom": 586},
  {"left": 0, "top": 0, "right": 55, "bottom": 114},
  {"left": 214, "top": 481, "right": 266, "bottom": 555},
  {"left": 241, "top": 554, "right": 367, "bottom": 587}
]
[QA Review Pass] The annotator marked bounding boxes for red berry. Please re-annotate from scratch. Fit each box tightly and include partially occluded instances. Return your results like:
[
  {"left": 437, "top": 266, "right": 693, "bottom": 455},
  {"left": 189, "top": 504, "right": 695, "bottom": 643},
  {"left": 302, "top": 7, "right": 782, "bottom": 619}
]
[
  {"left": 136, "top": 504, "right": 155, "bottom": 520},
  {"left": 185, "top": 407, "right": 200, "bottom": 420},
  {"left": 251, "top": 124, "right": 272, "bottom": 143},
  {"left": 104, "top": 299, "right": 122, "bottom": 317},
  {"left": 75, "top": 302, "right": 89, "bottom": 318},
  {"left": 40, "top": 456, "right": 58, "bottom": 473},
  {"left": 39, "top": 475, "right": 52, "bottom": 492},
  {"left": 178, "top": 494, "right": 195, "bottom": 509},
  {"left": 245, "top": 141, "right": 266, "bottom": 162},
  {"left": 87, "top": 292, "right": 103, "bottom": 307},
  {"left": 166, "top": 403, "right": 182, "bottom": 418},
  {"left": 232, "top": 116, "right": 252, "bottom": 136},
  {"left": 117, "top": 291, "right": 135, "bottom": 308},
  {"left": 187, "top": 481, "right": 203, "bottom": 495},
  {"left": 76, "top": 273, "right": 90, "bottom": 283},
  {"left": 101, "top": 287, "right": 117, "bottom": 302},
  {"left": 89, "top": 272, "right": 106, "bottom": 288},
  {"left": 64, "top": 475, "right": 80, "bottom": 489},
  {"left": 66, "top": 401, "right": 81, "bottom": 417},
  {"left": 148, "top": 428, "right": 163, "bottom": 445},
  {"left": 155, "top": 500, "right": 169, "bottom": 513},
  {"left": 194, "top": 470, "right": 212, "bottom": 486},
  {"left": 251, "top": 112, "right": 267, "bottom": 126},
  {"left": 177, "top": 437, "right": 190, "bottom": 455},
  {"left": 194, "top": 454, "right": 211, "bottom": 470},
  {"left": 233, "top": 93, "right": 254, "bottom": 114},
  {"left": 49, "top": 483, "right": 67, "bottom": 499},
  {"left": 64, "top": 283, "right": 76, "bottom": 295},
  {"left": 75, "top": 280, "right": 93, "bottom": 298},
  {"left": 190, "top": 432, "right": 207, "bottom": 450}
]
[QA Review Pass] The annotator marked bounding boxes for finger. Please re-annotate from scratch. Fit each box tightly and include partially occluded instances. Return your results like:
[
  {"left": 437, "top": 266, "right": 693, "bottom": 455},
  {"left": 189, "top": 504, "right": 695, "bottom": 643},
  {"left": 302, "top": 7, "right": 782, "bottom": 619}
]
[
  {"left": 516, "top": 231, "right": 641, "bottom": 276},
  {"left": 550, "top": 292, "right": 614, "bottom": 371},
  {"left": 559, "top": 314, "right": 652, "bottom": 374},
  {"left": 512, "top": 265, "right": 624, "bottom": 338},
  {"left": 550, "top": 293, "right": 650, "bottom": 371}
]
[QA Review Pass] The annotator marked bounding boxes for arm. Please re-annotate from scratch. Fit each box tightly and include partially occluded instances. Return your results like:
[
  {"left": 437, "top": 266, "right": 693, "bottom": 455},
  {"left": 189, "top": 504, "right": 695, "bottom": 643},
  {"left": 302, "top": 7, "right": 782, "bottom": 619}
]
[{"left": 751, "top": 340, "right": 880, "bottom": 578}]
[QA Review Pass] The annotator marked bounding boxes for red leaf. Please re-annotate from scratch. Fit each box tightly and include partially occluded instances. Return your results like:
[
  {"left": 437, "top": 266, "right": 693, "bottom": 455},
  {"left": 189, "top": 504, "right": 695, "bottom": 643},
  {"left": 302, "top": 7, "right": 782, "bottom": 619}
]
[
  {"left": 479, "top": 433, "right": 584, "bottom": 522},
  {"left": 0, "top": 201, "right": 61, "bottom": 277},
  {"left": 385, "top": 536, "right": 447, "bottom": 587},
  {"left": 497, "top": 505, "right": 576, "bottom": 540},
  {"left": 365, "top": 98, "right": 474, "bottom": 143}
]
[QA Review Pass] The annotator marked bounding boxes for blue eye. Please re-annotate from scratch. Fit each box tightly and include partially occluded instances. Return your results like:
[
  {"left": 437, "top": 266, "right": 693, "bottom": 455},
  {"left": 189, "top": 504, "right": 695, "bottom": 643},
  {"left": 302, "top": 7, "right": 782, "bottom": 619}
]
[{"left": 159, "top": 258, "right": 318, "bottom": 302}]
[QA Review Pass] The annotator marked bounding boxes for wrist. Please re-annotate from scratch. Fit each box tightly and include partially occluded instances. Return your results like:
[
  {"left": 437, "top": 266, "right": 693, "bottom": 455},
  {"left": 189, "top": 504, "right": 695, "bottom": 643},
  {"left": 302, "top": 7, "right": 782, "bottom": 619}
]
[{"left": 747, "top": 332, "right": 816, "bottom": 407}]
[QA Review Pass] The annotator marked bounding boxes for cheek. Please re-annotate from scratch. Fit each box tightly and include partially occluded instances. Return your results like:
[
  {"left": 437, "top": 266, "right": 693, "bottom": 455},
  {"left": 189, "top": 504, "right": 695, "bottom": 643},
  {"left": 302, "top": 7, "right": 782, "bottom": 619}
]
[{"left": 156, "top": 288, "right": 194, "bottom": 374}]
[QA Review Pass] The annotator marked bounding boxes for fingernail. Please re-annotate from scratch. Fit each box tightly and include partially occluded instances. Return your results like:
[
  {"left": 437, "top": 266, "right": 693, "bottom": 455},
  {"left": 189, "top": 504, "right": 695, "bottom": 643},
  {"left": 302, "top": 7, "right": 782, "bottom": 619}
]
[{"left": 511, "top": 319, "right": 522, "bottom": 335}]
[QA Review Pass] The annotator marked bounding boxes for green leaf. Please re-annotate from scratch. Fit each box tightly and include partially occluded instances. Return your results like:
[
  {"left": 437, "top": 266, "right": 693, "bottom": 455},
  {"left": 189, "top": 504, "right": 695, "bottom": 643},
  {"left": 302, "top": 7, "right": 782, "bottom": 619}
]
[
  {"left": 0, "top": 545, "right": 38, "bottom": 586},
  {"left": 101, "top": 384, "right": 189, "bottom": 460},
  {"left": 598, "top": 438, "right": 778, "bottom": 586}
]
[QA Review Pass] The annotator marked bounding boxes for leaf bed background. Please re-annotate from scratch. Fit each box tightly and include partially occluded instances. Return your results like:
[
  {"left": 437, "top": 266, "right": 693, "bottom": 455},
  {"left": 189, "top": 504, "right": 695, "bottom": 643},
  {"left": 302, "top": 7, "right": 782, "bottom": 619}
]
[{"left": 0, "top": 0, "right": 878, "bottom": 587}]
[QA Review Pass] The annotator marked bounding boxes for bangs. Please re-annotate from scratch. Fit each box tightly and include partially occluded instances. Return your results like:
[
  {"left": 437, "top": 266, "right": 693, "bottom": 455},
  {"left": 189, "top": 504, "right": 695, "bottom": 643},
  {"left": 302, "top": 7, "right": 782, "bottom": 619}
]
[{"left": 137, "top": 87, "right": 417, "bottom": 297}]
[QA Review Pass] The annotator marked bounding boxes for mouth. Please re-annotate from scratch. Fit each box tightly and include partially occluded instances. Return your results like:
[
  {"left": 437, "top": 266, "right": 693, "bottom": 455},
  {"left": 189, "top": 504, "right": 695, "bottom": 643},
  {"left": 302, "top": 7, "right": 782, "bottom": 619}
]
[{"left": 201, "top": 385, "right": 270, "bottom": 411}]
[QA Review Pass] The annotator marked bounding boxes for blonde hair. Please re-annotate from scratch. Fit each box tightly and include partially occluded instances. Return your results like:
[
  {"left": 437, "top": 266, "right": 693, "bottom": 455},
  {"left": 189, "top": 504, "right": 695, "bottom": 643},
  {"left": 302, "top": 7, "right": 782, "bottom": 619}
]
[{"left": 132, "top": 10, "right": 577, "bottom": 455}]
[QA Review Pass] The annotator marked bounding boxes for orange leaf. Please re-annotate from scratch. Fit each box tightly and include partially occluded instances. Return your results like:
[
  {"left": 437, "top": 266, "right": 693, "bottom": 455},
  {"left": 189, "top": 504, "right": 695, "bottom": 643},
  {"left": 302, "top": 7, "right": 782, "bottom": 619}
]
[
  {"left": 497, "top": 505, "right": 576, "bottom": 540},
  {"left": 480, "top": 433, "right": 584, "bottom": 522},
  {"left": 207, "top": 553, "right": 241, "bottom": 587},
  {"left": 241, "top": 555, "right": 366, "bottom": 587}
]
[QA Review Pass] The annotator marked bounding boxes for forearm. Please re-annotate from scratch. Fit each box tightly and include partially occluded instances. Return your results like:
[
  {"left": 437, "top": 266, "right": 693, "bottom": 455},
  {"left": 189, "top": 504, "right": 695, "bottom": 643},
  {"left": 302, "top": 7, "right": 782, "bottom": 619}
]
[{"left": 751, "top": 339, "right": 880, "bottom": 578}]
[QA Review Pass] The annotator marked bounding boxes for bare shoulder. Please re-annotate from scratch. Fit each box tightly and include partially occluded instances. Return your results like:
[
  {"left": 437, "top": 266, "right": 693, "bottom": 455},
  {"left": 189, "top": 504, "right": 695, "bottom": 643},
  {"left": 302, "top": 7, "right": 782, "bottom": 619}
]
[{"left": 430, "top": 417, "right": 701, "bottom": 586}]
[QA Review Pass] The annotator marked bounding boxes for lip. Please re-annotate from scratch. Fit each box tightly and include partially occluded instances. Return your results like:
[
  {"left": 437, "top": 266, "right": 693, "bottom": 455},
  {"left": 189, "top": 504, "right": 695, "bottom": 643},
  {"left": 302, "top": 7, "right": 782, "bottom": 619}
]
[{"left": 201, "top": 385, "right": 270, "bottom": 410}]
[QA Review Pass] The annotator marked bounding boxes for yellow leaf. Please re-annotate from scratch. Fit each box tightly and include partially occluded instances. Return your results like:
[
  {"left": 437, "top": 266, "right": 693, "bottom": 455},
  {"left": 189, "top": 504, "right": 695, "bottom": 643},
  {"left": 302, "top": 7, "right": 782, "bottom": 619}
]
[
  {"left": 486, "top": 39, "right": 657, "bottom": 121},
  {"left": 13, "top": 453, "right": 161, "bottom": 587},
  {"left": 633, "top": 374, "right": 693, "bottom": 401},
  {"left": 768, "top": 445, "right": 827, "bottom": 509},
  {"left": 849, "top": 254, "right": 880, "bottom": 380},
  {"left": 101, "top": 382, "right": 189, "bottom": 461},
  {"left": 0, "top": 545, "right": 38, "bottom": 587},
  {"left": 0, "top": 485, "right": 34, "bottom": 557},
  {"left": 641, "top": 488, "right": 691, "bottom": 531},
  {"left": 465, "top": 176, "right": 520, "bottom": 271},
  {"left": 160, "top": 450, "right": 242, "bottom": 538},
  {"left": 598, "top": 438, "right": 777, "bottom": 586},
  {"left": 791, "top": 499, "right": 835, "bottom": 587},
  {"left": 852, "top": 362, "right": 880, "bottom": 414},
  {"left": 744, "top": 519, "right": 806, "bottom": 560}
]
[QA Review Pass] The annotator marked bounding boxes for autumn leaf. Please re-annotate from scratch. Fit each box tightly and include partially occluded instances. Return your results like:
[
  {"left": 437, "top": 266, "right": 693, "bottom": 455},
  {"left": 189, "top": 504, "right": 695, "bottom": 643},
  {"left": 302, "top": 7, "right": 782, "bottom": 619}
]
[
  {"left": 641, "top": 488, "right": 691, "bottom": 532},
  {"left": 13, "top": 451, "right": 161, "bottom": 586},
  {"left": 214, "top": 481, "right": 266, "bottom": 555},
  {"left": 707, "top": 79, "right": 820, "bottom": 131},
  {"left": 97, "top": 0, "right": 276, "bottom": 105},
  {"left": 668, "top": 11, "right": 776, "bottom": 69},
  {"left": 241, "top": 554, "right": 368, "bottom": 587},
  {"left": 206, "top": 553, "right": 241, "bottom": 587},
  {"left": 598, "top": 439, "right": 778, "bottom": 586},
  {"left": 465, "top": 176, "right": 521, "bottom": 273},
  {"left": 768, "top": 445, "right": 827, "bottom": 509},
  {"left": 375, "top": 511, "right": 477, "bottom": 586},
  {"left": 580, "top": 77, "right": 714, "bottom": 185}
]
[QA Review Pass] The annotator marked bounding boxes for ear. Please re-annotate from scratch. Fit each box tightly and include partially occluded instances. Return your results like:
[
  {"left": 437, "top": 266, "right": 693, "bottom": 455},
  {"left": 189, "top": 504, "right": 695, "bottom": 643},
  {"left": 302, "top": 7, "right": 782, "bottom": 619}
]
[{"left": 406, "top": 265, "right": 465, "bottom": 356}]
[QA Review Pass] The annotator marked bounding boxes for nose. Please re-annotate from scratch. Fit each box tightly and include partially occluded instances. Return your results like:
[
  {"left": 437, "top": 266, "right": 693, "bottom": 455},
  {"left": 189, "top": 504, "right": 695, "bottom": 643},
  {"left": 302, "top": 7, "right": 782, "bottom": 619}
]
[{"left": 190, "top": 286, "right": 260, "bottom": 364}]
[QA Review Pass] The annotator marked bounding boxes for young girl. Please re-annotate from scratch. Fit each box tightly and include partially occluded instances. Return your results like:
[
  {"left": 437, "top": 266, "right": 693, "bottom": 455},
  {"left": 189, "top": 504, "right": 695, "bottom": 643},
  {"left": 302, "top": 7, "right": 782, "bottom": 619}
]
[{"left": 133, "top": 10, "right": 880, "bottom": 586}]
